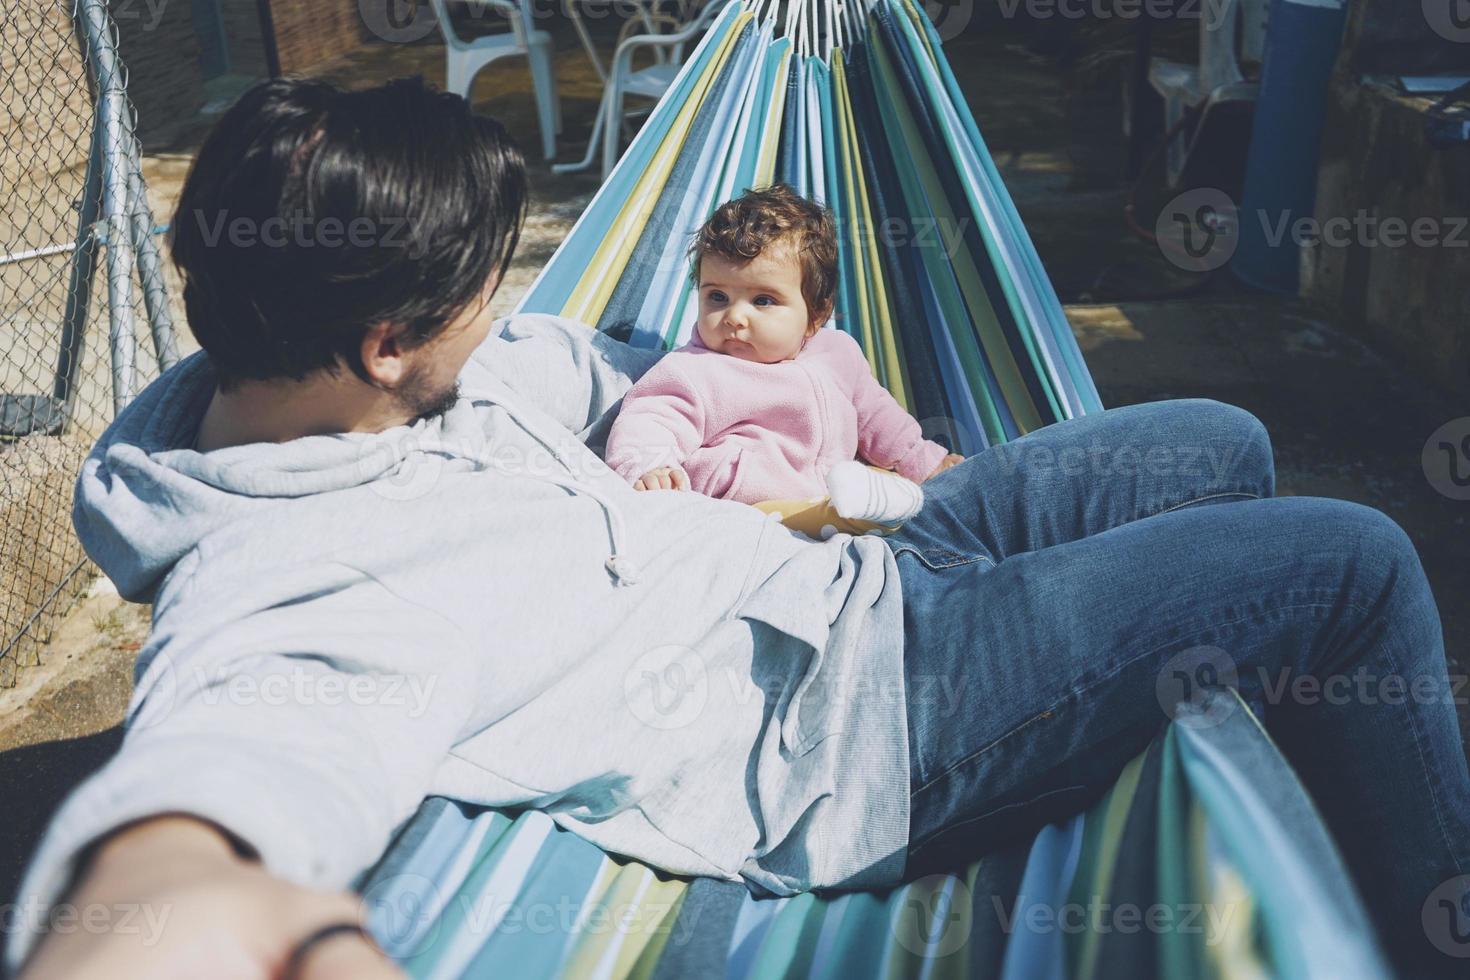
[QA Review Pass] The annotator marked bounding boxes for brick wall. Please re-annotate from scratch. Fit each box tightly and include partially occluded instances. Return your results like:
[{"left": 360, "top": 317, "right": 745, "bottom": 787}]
[
  {"left": 110, "top": 0, "right": 206, "bottom": 142},
  {"left": 269, "top": 1, "right": 371, "bottom": 75},
  {"left": 221, "top": 0, "right": 269, "bottom": 77}
]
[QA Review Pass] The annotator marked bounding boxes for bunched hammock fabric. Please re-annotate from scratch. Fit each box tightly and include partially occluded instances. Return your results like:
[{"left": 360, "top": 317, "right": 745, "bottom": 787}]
[{"left": 360, "top": 2, "right": 1392, "bottom": 976}]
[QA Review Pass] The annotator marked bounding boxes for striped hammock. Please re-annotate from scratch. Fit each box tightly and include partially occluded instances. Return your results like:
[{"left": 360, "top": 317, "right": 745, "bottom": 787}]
[{"left": 362, "top": 2, "right": 1391, "bottom": 976}]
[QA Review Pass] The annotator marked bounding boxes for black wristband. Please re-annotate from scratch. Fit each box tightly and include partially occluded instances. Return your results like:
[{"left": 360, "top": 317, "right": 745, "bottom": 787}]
[{"left": 283, "top": 922, "right": 379, "bottom": 979}]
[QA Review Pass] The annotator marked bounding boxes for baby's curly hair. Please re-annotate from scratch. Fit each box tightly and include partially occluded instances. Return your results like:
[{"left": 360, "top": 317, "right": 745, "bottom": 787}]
[{"left": 688, "top": 184, "right": 838, "bottom": 327}]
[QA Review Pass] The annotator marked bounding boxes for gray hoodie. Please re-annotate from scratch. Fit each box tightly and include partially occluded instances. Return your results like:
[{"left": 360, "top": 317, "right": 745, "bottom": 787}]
[{"left": 7, "top": 314, "right": 911, "bottom": 971}]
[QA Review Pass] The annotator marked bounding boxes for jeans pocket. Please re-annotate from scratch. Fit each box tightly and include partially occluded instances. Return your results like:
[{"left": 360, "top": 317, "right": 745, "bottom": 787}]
[{"left": 890, "top": 543, "right": 994, "bottom": 571}]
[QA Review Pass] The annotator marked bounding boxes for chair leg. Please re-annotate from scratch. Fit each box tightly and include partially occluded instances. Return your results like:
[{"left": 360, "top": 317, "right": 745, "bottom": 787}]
[
  {"left": 528, "top": 44, "right": 558, "bottom": 160},
  {"left": 547, "top": 52, "right": 563, "bottom": 134},
  {"left": 602, "top": 80, "right": 624, "bottom": 180},
  {"left": 446, "top": 52, "right": 467, "bottom": 100}
]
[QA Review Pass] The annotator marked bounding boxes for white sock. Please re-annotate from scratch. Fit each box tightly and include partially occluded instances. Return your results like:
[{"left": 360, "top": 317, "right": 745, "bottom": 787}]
[{"left": 826, "top": 461, "right": 924, "bottom": 524}]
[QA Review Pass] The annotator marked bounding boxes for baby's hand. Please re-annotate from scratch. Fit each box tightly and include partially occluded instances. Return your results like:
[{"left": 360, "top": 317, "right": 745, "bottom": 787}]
[
  {"left": 633, "top": 466, "right": 690, "bottom": 491},
  {"left": 924, "top": 454, "right": 965, "bottom": 482}
]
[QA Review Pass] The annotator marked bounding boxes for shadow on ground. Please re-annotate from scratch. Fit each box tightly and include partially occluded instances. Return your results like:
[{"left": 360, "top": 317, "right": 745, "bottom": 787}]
[{"left": 0, "top": 728, "right": 123, "bottom": 908}]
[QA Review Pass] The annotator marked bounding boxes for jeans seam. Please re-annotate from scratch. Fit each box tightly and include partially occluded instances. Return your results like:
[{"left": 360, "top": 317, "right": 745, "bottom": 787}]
[
  {"left": 1150, "top": 490, "right": 1260, "bottom": 519},
  {"left": 908, "top": 597, "right": 1365, "bottom": 803},
  {"left": 1377, "top": 638, "right": 1466, "bottom": 878},
  {"left": 908, "top": 782, "right": 1091, "bottom": 857}
]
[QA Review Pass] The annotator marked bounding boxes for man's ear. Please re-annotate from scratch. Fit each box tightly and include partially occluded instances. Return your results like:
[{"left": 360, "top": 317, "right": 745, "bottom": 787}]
[{"left": 358, "top": 321, "right": 412, "bottom": 385}]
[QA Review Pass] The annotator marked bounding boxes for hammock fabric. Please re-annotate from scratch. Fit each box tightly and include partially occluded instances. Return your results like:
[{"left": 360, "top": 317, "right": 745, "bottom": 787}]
[{"left": 361, "top": 2, "right": 1391, "bottom": 976}]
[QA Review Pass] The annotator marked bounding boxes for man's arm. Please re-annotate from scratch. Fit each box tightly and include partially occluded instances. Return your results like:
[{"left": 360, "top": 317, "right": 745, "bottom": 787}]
[
  {"left": 16, "top": 816, "right": 400, "bottom": 979},
  {"left": 463, "top": 313, "right": 665, "bottom": 451},
  {"left": 6, "top": 571, "right": 472, "bottom": 978}
]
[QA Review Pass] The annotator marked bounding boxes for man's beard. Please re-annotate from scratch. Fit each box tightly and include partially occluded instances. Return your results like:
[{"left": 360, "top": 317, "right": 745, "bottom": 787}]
[{"left": 394, "top": 362, "right": 462, "bottom": 424}]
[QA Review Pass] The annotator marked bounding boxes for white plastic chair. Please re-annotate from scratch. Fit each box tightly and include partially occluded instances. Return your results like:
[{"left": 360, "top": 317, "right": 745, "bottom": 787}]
[
  {"left": 553, "top": 0, "right": 724, "bottom": 179},
  {"left": 1148, "top": 0, "right": 1270, "bottom": 186},
  {"left": 431, "top": 0, "right": 562, "bottom": 160}
]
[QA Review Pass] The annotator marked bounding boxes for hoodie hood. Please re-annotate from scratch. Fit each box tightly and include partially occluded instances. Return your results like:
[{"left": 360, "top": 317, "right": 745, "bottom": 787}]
[
  {"left": 76, "top": 347, "right": 646, "bottom": 604},
  {"left": 75, "top": 351, "right": 490, "bottom": 603}
]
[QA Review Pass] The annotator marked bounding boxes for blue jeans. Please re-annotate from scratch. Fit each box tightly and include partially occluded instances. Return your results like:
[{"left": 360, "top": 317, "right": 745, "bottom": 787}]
[{"left": 890, "top": 398, "right": 1470, "bottom": 977}]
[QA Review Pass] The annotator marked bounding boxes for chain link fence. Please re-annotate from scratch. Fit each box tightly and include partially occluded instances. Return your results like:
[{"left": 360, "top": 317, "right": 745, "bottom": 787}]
[{"left": 1, "top": 0, "right": 178, "bottom": 686}]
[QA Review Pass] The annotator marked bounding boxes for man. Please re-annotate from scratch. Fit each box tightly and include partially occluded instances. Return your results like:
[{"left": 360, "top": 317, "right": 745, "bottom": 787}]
[{"left": 10, "top": 77, "right": 1468, "bottom": 979}]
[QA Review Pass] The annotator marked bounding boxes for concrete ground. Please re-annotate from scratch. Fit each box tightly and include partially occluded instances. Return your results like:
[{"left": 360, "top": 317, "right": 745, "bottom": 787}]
[{"left": 2, "top": 14, "right": 1465, "bottom": 909}]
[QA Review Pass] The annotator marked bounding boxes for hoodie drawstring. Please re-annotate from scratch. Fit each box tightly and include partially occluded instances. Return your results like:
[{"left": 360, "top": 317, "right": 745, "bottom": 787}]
[{"left": 469, "top": 402, "right": 641, "bottom": 587}]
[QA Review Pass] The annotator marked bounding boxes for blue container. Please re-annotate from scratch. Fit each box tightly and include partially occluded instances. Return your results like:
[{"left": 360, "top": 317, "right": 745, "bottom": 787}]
[{"left": 1231, "top": 0, "right": 1351, "bottom": 293}]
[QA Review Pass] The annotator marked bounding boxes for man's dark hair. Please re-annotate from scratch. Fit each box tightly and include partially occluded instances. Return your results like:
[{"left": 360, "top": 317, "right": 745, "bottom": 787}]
[{"left": 170, "top": 76, "right": 527, "bottom": 391}]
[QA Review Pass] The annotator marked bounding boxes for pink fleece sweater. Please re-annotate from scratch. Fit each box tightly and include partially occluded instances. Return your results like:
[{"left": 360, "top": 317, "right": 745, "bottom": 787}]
[{"left": 604, "top": 328, "right": 950, "bottom": 504}]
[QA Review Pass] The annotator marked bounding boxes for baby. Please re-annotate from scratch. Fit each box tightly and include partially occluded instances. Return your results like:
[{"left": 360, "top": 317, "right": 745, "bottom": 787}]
[{"left": 604, "top": 184, "right": 962, "bottom": 525}]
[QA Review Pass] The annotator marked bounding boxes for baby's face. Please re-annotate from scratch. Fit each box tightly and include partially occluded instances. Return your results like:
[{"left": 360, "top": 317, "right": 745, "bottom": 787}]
[{"left": 696, "top": 246, "right": 818, "bottom": 364}]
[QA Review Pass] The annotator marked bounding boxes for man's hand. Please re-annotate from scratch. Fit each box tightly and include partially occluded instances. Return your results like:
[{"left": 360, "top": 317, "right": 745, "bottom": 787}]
[
  {"left": 17, "top": 816, "right": 401, "bottom": 980},
  {"left": 924, "top": 454, "right": 965, "bottom": 482},
  {"left": 632, "top": 466, "right": 690, "bottom": 491}
]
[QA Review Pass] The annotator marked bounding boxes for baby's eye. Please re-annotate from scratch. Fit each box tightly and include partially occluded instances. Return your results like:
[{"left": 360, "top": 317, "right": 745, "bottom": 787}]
[
  {"left": 708, "top": 291, "right": 727, "bottom": 303},
  {"left": 754, "top": 296, "right": 776, "bottom": 307}
]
